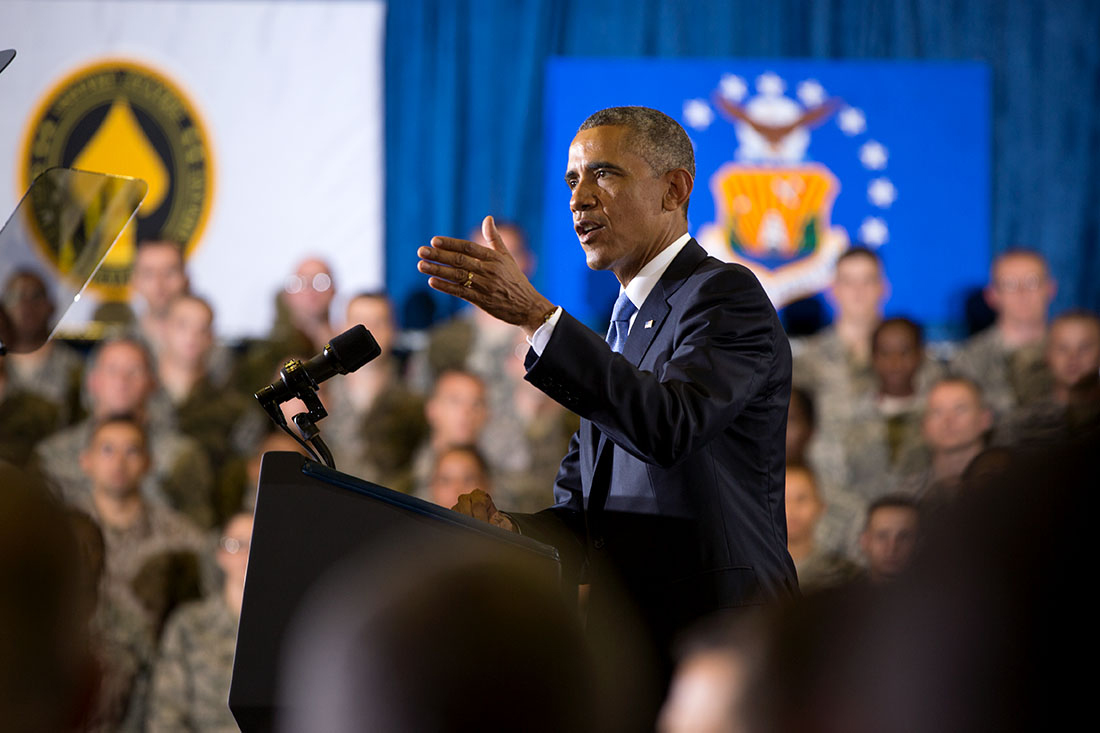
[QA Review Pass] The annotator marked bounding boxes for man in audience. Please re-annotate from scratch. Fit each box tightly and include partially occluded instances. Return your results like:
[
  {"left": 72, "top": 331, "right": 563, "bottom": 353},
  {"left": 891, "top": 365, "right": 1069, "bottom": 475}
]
[
  {"left": 155, "top": 294, "right": 258, "bottom": 479},
  {"left": 34, "top": 337, "right": 216, "bottom": 527},
  {"left": 240, "top": 256, "right": 338, "bottom": 393},
  {"left": 895, "top": 377, "right": 993, "bottom": 508},
  {"left": 428, "top": 445, "right": 493, "bottom": 510},
  {"left": 273, "top": 256, "right": 337, "bottom": 353},
  {"left": 951, "top": 249, "right": 1056, "bottom": 416},
  {"left": 784, "top": 463, "right": 860, "bottom": 592},
  {"left": 859, "top": 494, "right": 920, "bottom": 583},
  {"left": 129, "top": 240, "right": 190, "bottom": 354},
  {"left": 324, "top": 292, "right": 426, "bottom": 490},
  {"left": 844, "top": 317, "right": 927, "bottom": 500},
  {"left": 412, "top": 369, "right": 489, "bottom": 497},
  {"left": 76, "top": 415, "right": 206, "bottom": 632},
  {"left": 999, "top": 309, "right": 1100, "bottom": 442},
  {"left": 1, "top": 268, "right": 85, "bottom": 421},
  {"left": 149, "top": 512, "right": 253, "bottom": 733}
]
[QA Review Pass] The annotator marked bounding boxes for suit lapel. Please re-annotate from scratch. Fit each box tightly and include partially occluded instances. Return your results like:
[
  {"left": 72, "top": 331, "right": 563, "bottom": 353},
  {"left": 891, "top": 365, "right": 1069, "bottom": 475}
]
[{"left": 588, "top": 240, "right": 709, "bottom": 509}]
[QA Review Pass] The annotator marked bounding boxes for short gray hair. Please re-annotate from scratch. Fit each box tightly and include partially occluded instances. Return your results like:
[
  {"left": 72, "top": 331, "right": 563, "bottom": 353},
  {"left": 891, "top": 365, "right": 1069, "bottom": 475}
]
[{"left": 578, "top": 106, "right": 694, "bottom": 214}]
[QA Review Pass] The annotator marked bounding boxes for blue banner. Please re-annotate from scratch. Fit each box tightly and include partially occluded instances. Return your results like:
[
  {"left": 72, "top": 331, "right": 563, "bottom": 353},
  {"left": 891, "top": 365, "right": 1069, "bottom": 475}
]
[{"left": 541, "top": 59, "right": 990, "bottom": 339}]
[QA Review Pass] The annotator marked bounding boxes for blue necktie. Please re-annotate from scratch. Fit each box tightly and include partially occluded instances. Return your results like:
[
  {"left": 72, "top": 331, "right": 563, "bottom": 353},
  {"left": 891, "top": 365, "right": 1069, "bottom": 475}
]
[{"left": 605, "top": 291, "right": 637, "bottom": 354}]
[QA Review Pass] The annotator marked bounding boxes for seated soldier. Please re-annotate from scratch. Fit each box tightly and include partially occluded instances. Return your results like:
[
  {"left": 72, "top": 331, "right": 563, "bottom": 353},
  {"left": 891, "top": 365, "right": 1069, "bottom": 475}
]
[
  {"left": 998, "top": 309, "right": 1100, "bottom": 443},
  {"left": 844, "top": 317, "right": 928, "bottom": 500},
  {"left": 67, "top": 509, "right": 155, "bottom": 733},
  {"left": 895, "top": 377, "right": 993, "bottom": 509},
  {"left": 238, "top": 257, "right": 337, "bottom": 393},
  {"left": 155, "top": 294, "right": 259, "bottom": 479},
  {"left": 411, "top": 369, "right": 489, "bottom": 498},
  {"left": 793, "top": 249, "right": 942, "bottom": 502},
  {"left": 787, "top": 387, "right": 864, "bottom": 560},
  {"left": 859, "top": 494, "right": 921, "bottom": 584},
  {"left": 1, "top": 268, "right": 85, "bottom": 422},
  {"left": 33, "top": 337, "right": 216, "bottom": 527},
  {"left": 428, "top": 445, "right": 492, "bottom": 510},
  {"left": 950, "top": 249, "right": 1055, "bottom": 416},
  {"left": 784, "top": 463, "right": 861, "bottom": 593},
  {"left": 149, "top": 512, "right": 253, "bottom": 733},
  {"left": 75, "top": 414, "right": 206, "bottom": 634},
  {"left": 323, "top": 292, "right": 426, "bottom": 490}
]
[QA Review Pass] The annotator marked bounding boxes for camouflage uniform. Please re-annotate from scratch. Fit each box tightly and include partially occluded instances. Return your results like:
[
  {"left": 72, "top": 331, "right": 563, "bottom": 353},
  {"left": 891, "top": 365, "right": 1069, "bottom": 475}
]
[
  {"left": 793, "top": 327, "right": 943, "bottom": 503},
  {"left": 33, "top": 414, "right": 217, "bottom": 528},
  {"left": 795, "top": 547, "right": 863, "bottom": 593},
  {"left": 950, "top": 326, "right": 1051, "bottom": 417},
  {"left": 0, "top": 384, "right": 61, "bottom": 468},
  {"left": 66, "top": 493, "right": 209, "bottom": 640},
  {"left": 5, "top": 341, "right": 85, "bottom": 424},
  {"left": 148, "top": 595, "right": 239, "bottom": 733},
  {"left": 841, "top": 393, "right": 925, "bottom": 502},
  {"left": 814, "top": 485, "right": 867, "bottom": 562},
  {"left": 86, "top": 585, "right": 157, "bottom": 733},
  {"left": 168, "top": 379, "right": 267, "bottom": 479},
  {"left": 323, "top": 371, "right": 428, "bottom": 493}
]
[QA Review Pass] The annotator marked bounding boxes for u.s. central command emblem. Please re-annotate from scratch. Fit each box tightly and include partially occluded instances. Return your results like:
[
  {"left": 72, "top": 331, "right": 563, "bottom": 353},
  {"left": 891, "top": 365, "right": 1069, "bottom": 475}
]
[
  {"left": 686, "top": 72, "right": 896, "bottom": 307},
  {"left": 20, "top": 59, "right": 213, "bottom": 298}
]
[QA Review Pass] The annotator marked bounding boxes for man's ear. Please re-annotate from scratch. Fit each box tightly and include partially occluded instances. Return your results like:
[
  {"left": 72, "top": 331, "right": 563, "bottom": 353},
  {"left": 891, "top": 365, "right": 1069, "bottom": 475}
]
[{"left": 662, "top": 168, "right": 693, "bottom": 212}]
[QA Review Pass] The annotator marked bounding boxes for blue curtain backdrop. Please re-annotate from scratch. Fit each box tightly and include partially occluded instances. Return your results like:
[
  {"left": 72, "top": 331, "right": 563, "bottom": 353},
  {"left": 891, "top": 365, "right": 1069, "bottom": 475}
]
[{"left": 385, "top": 0, "right": 1100, "bottom": 328}]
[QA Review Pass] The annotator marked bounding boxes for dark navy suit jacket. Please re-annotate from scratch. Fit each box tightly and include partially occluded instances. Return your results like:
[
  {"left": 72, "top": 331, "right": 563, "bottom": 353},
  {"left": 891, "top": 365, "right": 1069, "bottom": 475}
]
[{"left": 516, "top": 240, "right": 798, "bottom": 644}]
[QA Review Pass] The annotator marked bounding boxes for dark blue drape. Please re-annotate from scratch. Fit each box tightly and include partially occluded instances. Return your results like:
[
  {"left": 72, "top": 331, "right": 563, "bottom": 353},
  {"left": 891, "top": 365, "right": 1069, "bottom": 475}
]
[{"left": 385, "top": 0, "right": 1100, "bottom": 326}]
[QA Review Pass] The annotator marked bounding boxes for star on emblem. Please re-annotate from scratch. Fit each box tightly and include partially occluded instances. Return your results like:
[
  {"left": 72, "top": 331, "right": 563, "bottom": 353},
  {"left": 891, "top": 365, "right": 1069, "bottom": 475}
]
[
  {"left": 683, "top": 99, "right": 714, "bottom": 130},
  {"left": 859, "top": 140, "right": 888, "bottom": 170},
  {"left": 796, "top": 79, "right": 826, "bottom": 107},
  {"left": 756, "top": 72, "right": 785, "bottom": 97},
  {"left": 719, "top": 74, "right": 747, "bottom": 102},
  {"left": 867, "top": 178, "right": 897, "bottom": 208},
  {"left": 838, "top": 106, "right": 866, "bottom": 136},
  {"left": 858, "top": 217, "right": 889, "bottom": 247}
]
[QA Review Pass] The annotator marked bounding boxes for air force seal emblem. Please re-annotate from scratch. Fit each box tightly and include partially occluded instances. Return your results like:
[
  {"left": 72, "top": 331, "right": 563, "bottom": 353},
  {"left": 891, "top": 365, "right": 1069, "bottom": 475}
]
[{"left": 687, "top": 72, "right": 896, "bottom": 307}]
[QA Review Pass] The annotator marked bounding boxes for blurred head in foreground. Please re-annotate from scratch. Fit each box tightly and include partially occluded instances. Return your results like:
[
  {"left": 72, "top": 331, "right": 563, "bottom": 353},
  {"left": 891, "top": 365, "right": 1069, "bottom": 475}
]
[
  {"left": 0, "top": 464, "right": 92, "bottom": 731},
  {"left": 279, "top": 538, "right": 598, "bottom": 732}
]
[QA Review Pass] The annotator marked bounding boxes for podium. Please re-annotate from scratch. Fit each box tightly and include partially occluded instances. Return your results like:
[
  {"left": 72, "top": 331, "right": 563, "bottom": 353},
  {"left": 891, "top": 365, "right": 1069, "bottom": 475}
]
[{"left": 228, "top": 452, "right": 561, "bottom": 732}]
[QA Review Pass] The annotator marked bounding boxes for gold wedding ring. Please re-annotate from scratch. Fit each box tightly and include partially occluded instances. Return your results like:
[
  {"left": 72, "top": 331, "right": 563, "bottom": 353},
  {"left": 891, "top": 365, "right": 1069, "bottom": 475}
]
[{"left": 463, "top": 271, "right": 474, "bottom": 288}]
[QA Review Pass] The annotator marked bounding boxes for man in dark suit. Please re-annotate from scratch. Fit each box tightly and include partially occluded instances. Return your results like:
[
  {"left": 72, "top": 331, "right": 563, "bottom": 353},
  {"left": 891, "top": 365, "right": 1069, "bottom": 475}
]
[{"left": 417, "top": 106, "right": 797, "bottom": 655}]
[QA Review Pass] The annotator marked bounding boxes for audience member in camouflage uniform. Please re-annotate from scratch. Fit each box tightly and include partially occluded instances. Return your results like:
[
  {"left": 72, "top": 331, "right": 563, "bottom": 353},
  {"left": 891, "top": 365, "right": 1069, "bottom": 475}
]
[
  {"left": 323, "top": 292, "right": 427, "bottom": 491},
  {"left": 784, "top": 464, "right": 861, "bottom": 592},
  {"left": 843, "top": 318, "right": 928, "bottom": 500},
  {"left": 238, "top": 256, "right": 337, "bottom": 393},
  {"left": 149, "top": 512, "right": 252, "bottom": 733},
  {"left": 858, "top": 494, "right": 921, "bottom": 583},
  {"left": 74, "top": 415, "right": 207, "bottom": 633},
  {"left": 996, "top": 309, "right": 1100, "bottom": 444},
  {"left": 950, "top": 249, "right": 1056, "bottom": 417},
  {"left": 1, "top": 269, "right": 85, "bottom": 423},
  {"left": 411, "top": 369, "right": 490, "bottom": 498},
  {"left": 793, "top": 248, "right": 941, "bottom": 497},
  {"left": 894, "top": 377, "right": 993, "bottom": 510},
  {"left": 155, "top": 294, "right": 263, "bottom": 480},
  {"left": 33, "top": 337, "right": 216, "bottom": 527},
  {"left": 0, "top": 351, "right": 61, "bottom": 467},
  {"left": 786, "top": 387, "right": 864, "bottom": 559},
  {"left": 67, "top": 509, "right": 155, "bottom": 733}
]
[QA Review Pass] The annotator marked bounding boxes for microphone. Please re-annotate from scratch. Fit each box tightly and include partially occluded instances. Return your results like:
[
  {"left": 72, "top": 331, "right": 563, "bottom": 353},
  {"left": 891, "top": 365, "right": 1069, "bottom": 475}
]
[{"left": 255, "top": 324, "right": 381, "bottom": 410}]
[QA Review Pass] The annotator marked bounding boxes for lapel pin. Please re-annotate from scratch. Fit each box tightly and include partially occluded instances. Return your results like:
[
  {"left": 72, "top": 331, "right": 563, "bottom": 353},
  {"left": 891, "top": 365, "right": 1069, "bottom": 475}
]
[{"left": 644, "top": 320, "right": 654, "bottom": 328}]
